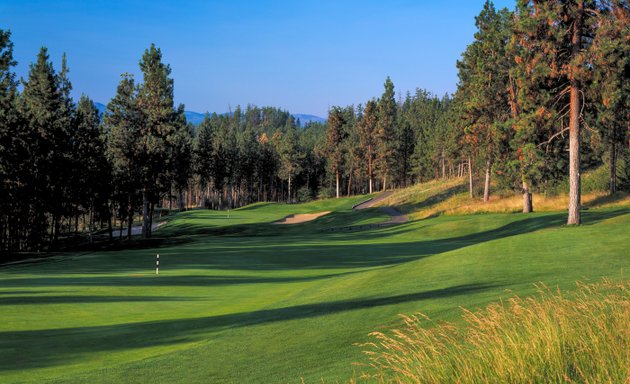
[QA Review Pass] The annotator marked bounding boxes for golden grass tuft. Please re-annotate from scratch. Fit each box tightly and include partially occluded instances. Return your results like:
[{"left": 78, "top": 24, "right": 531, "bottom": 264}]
[
  {"left": 356, "top": 280, "right": 630, "bottom": 383},
  {"left": 377, "top": 178, "right": 630, "bottom": 220}
]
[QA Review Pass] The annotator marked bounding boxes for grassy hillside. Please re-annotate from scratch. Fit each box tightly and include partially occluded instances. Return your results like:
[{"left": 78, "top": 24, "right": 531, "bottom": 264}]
[
  {"left": 377, "top": 171, "right": 630, "bottom": 220},
  {"left": 0, "top": 191, "right": 629, "bottom": 383}
]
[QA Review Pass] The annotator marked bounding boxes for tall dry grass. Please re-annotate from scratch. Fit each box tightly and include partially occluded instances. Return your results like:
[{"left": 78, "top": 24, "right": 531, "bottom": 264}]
[
  {"left": 356, "top": 280, "right": 630, "bottom": 383},
  {"left": 378, "top": 178, "right": 630, "bottom": 220}
]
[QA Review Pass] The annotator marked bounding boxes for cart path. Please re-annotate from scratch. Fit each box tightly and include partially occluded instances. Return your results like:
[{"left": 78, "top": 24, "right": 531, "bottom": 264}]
[{"left": 353, "top": 191, "right": 409, "bottom": 224}]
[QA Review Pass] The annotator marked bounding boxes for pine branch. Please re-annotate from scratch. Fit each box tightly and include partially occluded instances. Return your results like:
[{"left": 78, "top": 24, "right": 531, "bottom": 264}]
[{"left": 539, "top": 127, "right": 570, "bottom": 148}]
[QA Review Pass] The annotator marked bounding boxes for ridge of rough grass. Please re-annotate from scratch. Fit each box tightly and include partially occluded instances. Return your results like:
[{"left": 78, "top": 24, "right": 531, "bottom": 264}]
[
  {"left": 378, "top": 177, "right": 630, "bottom": 219},
  {"left": 356, "top": 279, "right": 630, "bottom": 383}
]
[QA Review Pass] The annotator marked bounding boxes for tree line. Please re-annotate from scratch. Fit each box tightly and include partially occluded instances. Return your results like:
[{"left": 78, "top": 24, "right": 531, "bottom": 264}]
[{"left": 0, "top": 0, "right": 628, "bottom": 255}]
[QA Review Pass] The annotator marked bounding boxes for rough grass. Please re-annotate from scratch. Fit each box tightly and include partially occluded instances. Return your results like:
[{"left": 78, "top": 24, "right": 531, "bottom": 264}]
[
  {"left": 0, "top": 191, "right": 629, "bottom": 383},
  {"left": 378, "top": 171, "right": 630, "bottom": 219},
  {"left": 356, "top": 279, "right": 630, "bottom": 383}
]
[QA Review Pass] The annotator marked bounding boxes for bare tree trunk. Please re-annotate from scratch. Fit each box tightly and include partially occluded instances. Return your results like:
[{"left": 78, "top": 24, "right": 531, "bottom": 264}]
[
  {"left": 142, "top": 187, "right": 150, "bottom": 238},
  {"left": 382, "top": 173, "right": 387, "bottom": 192},
  {"left": 347, "top": 171, "right": 352, "bottom": 197},
  {"left": 567, "top": 3, "right": 583, "bottom": 225},
  {"left": 168, "top": 184, "right": 173, "bottom": 212},
  {"left": 468, "top": 156, "right": 473, "bottom": 198},
  {"left": 107, "top": 207, "right": 113, "bottom": 241},
  {"left": 88, "top": 210, "right": 94, "bottom": 244},
  {"left": 368, "top": 149, "right": 374, "bottom": 194},
  {"left": 178, "top": 188, "right": 185, "bottom": 211},
  {"left": 441, "top": 149, "right": 446, "bottom": 179},
  {"left": 336, "top": 170, "right": 340, "bottom": 198},
  {"left": 148, "top": 202, "right": 154, "bottom": 237},
  {"left": 610, "top": 141, "right": 617, "bottom": 195},
  {"left": 522, "top": 179, "right": 533, "bottom": 213},
  {"left": 288, "top": 175, "right": 292, "bottom": 203},
  {"left": 483, "top": 159, "right": 491, "bottom": 202},
  {"left": 127, "top": 200, "right": 133, "bottom": 240},
  {"left": 567, "top": 85, "right": 581, "bottom": 226}
]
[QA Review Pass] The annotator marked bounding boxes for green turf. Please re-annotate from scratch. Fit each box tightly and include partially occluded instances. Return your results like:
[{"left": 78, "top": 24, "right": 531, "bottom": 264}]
[{"left": 1, "top": 195, "right": 629, "bottom": 383}]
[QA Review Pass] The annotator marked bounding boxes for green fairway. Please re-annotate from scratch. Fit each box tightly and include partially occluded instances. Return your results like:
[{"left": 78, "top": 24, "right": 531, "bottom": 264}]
[{"left": 1, "top": 196, "right": 629, "bottom": 383}]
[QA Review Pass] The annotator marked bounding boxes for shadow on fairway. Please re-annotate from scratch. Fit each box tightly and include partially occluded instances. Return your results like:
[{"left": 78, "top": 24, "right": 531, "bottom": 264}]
[
  {"left": 0, "top": 295, "right": 200, "bottom": 306},
  {"left": 0, "top": 271, "right": 365, "bottom": 289},
  {"left": 396, "top": 183, "right": 468, "bottom": 214},
  {"left": 0, "top": 282, "right": 496, "bottom": 372},
  {"left": 2, "top": 208, "right": 627, "bottom": 276}
]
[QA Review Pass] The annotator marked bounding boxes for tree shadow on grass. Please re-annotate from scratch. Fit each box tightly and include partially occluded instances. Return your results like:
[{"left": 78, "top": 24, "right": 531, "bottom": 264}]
[
  {"left": 0, "top": 282, "right": 496, "bottom": 372},
  {"left": 397, "top": 183, "right": 468, "bottom": 214},
  {"left": 0, "top": 295, "right": 200, "bottom": 306},
  {"left": 0, "top": 271, "right": 365, "bottom": 289},
  {"left": 2, "top": 208, "right": 627, "bottom": 277}
]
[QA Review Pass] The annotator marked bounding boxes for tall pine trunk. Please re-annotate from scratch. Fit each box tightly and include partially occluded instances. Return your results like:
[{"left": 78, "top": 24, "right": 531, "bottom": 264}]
[
  {"left": 567, "top": 83, "right": 581, "bottom": 225},
  {"left": 610, "top": 142, "right": 617, "bottom": 195},
  {"left": 567, "top": 3, "right": 583, "bottom": 225},
  {"left": 178, "top": 188, "right": 185, "bottom": 211},
  {"left": 148, "top": 202, "right": 154, "bottom": 237},
  {"left": 522, "top": 179, "right": 533, "bottom": 213},
  {"left": 483, "top": 159, "right": 491, "bottom": 202},
  {"left": 468, "top": 156, "right": 474, "bottom": 198},
  {"left": 288, "top": 175, "right": 292, "bottom": 203},
  {"left": 127, "top": 194, "right": 133, "bottom": 239},
  {"left": 142, "top": 187, "right": 150, "bottom": 238},
  {"left": 107, "top": 207, "right": 113, "bottom": 241},
  {"left": 335, "top": 170, "right": 340, "bottom": 198},
  {"left": 368, "top": 154, "right": 373, "bottom": 194}
]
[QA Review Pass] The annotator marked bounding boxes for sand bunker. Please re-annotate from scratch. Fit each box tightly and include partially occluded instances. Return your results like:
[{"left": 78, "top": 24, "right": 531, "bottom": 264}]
[{"left": 273, "top": 211, "right": 331, "bottom": 225}]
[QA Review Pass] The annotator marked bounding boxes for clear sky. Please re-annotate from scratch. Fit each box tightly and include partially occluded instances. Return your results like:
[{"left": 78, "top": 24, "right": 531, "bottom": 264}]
[{"left": 0, "top": 0, "right": 515, "bottom": 117}]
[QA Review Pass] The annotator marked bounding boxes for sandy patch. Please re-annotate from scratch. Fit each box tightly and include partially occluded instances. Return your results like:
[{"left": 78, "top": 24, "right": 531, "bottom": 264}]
[{"left": 272, "top": 211, "right": 331, "bottom": 225}]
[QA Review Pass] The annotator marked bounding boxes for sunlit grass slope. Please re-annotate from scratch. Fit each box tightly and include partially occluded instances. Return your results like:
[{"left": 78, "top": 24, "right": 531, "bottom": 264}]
[
  {"left": 0, "top": 192, "right": 629, "bottom": 383},
  {"left": 378, "top": 170, "right": 630, "bottom": 219}
]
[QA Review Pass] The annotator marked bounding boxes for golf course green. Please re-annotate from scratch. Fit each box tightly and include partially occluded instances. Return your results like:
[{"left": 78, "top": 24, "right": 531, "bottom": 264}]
[{"left": 1, "top": 191, "right": 629, "bottom": 383}]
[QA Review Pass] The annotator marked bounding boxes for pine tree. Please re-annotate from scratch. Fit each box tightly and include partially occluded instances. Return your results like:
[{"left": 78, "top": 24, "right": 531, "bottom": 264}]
[
  {"left": 456, "top": 1, "right": 513, "bottom": 202},
  {"left": 193, "top": 114, "right": 215, "bottom": 207},
  {"left": 396, "top": 94, "right": 415, "bottom": 188},
  {"left": 376, "top": 77, "right": 397, "bottom": 191},
  {"left": 515, "top": 0, "right": 598, "bottom": 224},
  {"left": 18, "top": 47, "right": 65, "bottom": 250},
  {"left": 0, "top": 29, "right": 21, "bottom": 253},
  {"left": 326, "top": 107, "right": 347, "bottom": 198},
  {"left": 168, "top": 105, "right": 193, "bottom": 211},
  {"left": 104, "top": 73, "right": 142, "bottom": 239},
  {"left": 591, "top": 0, "right": 630, "bottom": 194},
  {"left": 278, "top": 116, "right": 303, "bottom": 202},
  {"left": 358, "top": 100, "right": 378, "bottom": 193},
  {"left": 136, "top": 44, "right": 177, "bottom": 236},
  {"left": 74, "top": 95, "right": 110, "bottom": 242}
]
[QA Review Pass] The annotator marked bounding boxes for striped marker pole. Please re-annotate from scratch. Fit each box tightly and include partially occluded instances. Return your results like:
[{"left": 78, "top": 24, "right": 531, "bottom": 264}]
[{"left": 156, "top": 254, "right": 159, "bottom": 275}]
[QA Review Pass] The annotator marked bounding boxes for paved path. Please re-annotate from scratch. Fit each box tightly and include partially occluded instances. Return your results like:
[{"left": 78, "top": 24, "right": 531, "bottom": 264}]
[
  {"left": 353, "top": 191, "right": 409, "bottom": 224},
  {"left": 123, "top": 221, "right": 166, "bottom": 236}
]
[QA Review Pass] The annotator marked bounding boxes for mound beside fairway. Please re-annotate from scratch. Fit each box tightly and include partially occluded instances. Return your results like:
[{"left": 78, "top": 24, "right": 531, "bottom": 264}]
[
  {"left": 272, "top": 211, "right": 331, "bottom": 224},
  {"left": 1, "top": 192, "right": 629, "bottom": 383}
]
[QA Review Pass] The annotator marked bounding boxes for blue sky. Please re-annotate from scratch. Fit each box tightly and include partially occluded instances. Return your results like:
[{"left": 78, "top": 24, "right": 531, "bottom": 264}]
[{"left": 0, "top": 0, "right": 515, "bottom": 117}]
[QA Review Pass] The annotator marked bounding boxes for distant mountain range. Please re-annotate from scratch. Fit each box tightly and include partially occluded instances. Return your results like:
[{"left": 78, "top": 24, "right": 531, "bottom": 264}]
[{"left": 94, "top": 102, "right": 325, "bottom": 126}]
